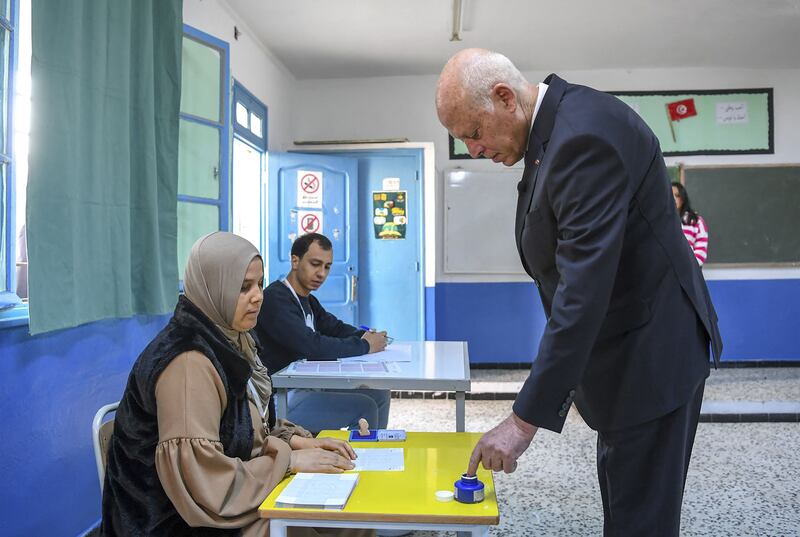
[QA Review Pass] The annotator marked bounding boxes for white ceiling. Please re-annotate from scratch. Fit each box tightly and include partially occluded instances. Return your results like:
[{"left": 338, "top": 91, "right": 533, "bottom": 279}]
[{"left": 225, "top": 0, "right": 800, "bottom": 80}]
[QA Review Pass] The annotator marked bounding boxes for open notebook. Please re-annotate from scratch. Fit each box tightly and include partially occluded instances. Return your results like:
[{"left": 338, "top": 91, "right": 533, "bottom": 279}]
[{"left": 274, "top": 473, "right": 360, "bottom": 510}]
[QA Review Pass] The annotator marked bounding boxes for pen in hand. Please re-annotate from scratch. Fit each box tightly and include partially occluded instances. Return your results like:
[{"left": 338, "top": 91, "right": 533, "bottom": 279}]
[{"left": 359, "top": 325, "right": 394, "bottom": 344}]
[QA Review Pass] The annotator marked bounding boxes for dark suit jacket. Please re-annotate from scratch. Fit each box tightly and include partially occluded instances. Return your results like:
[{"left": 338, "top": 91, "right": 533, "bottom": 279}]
[{"left": 512, "top": 75, "right": 723, "bottom": 433}]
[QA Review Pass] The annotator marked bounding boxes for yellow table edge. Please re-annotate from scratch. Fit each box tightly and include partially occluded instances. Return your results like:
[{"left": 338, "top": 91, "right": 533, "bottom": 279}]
[{"left": 259, "top": 431, "right": 500, "bottom": 526}]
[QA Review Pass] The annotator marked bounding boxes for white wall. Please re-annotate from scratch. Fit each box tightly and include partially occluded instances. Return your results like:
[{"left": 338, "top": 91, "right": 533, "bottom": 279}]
[
  {"left": 183, "top": 0, "right": 296, "bottom": 151},
  {"left": 294, "top": 67, "right": 800, "bottom": 169},
  {"left": 293, "top": 67, "right": 800, "bottom": 283},
  {"left": 171, "top": 9, "right": 800, "bottom": 284}
]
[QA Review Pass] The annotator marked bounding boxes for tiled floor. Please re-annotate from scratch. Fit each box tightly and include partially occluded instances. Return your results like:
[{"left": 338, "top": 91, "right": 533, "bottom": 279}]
[
  {"left": 470, "top": 367, "right": 800, "bottom": 402},
  {"left": 398, "top": 368, "right": 800, "bottom": 422},
  {"left": 702, "top": 367, "right": 800, "bottom": 402},
  {"left": 386, "top": 396, "right": 800, "bottom": 536}
]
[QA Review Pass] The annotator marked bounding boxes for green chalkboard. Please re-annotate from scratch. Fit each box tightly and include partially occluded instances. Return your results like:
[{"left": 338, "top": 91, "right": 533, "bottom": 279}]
[
  {"left": 683, "top": 166, "right": 800, "bottom": 265},
  {"left": 449, "top": 134, "right": 484, "bottom": 160},
  {"left": 612, "top": 89, "right": 773, "bottom": 156},
  {"left": 667, "top": 165, "right": 680, "bottom": 183}
]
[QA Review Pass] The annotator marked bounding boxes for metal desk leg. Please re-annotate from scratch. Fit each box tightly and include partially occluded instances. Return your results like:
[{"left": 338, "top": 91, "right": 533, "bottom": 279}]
[
  {"left": 270, "top": 519, "right": 288, "bottom": 537},
  {"left": 457, "top": 527, "right": 489, "bottom": 537},
  {"left": 276, "top": 389, "right": 288, "bottom": 420},
  {"left": 455, "top": 391, "right": 465, "bottom": 432}
]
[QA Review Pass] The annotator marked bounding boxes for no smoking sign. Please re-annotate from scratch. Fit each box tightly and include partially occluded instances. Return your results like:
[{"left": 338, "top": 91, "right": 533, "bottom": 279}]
[
  {"left": 300, "top": 173, "right": 320, "bottom": 194},
  {"left": 297, "top": 170, "right": 323, "bottom": 208}
]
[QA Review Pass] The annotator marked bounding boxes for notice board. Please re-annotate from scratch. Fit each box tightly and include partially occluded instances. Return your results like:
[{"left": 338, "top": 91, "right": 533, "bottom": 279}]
[{"left": 612, "top": 88, "right": 773, "bottom": 156}]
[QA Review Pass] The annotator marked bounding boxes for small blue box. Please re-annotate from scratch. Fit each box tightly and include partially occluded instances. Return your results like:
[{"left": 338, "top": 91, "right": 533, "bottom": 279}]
[{"left": 349, "top": 429, "right": 378, "bottom": 442}]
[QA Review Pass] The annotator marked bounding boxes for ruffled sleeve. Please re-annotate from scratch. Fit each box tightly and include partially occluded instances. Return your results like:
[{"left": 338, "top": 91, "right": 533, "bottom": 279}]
[
  {"left": 270, "top": 417, "right": 313, "bottom": 444},
  {"left": 154, "top": 351, "right": 291, "bottom": 530}
]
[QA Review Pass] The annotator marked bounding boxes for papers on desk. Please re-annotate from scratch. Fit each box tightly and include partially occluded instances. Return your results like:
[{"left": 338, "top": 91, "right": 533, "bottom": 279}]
[
  {"left": 275, "top": 473, "right": 359, "bottom": 510},
  {"left": 341, "top": 343, "right": 413, "bottom": 363},
  {"left": 282, "top": 344, "right": 412, "bottom": 375},
  {"left": 286, "top": 360, "right": 402, "bottom": 375},
  {"left": 351, "top": 448, "right": 405, "bottom": 472}
]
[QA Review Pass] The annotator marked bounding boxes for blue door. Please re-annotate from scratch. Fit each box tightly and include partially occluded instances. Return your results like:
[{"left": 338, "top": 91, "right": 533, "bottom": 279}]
[
  {"left": 295, "top": 149, "right": 425, "bottom": 341},
  {"left": 268, "top": 153, "right": 359, "bottom": 324},
  {"left": 354, "top": 151, "right": 424, "bottom": 341}
]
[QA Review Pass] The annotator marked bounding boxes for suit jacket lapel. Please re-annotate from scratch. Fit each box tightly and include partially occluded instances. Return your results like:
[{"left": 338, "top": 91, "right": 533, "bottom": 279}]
[{"left": 514, "top": 75, "right": 568, "bottom": 258}]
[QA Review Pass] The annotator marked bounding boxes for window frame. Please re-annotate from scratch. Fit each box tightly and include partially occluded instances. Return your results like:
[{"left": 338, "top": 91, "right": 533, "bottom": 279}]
[
  {"left": 0, "top": 0, "right": 23, "bottom": 321},
  {"left": 178, "top": 24, "right": 231, "bottom": 233},
  {"left": 231, "top": 79, "right": 268, "bottom": 255},
  {"left": 233, "top": 80, "right": 267, "bottom": 152}
]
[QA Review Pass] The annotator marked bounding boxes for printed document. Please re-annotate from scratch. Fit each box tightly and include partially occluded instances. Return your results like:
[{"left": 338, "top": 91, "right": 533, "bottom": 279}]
[
  {"left": 351, "top": 448, "right": 405, "bottom": 472},
  {"left": 341, "top": 343, "right": 413, "bottom": 363},
  {"left": 274, "top": 473, "right": 359, "bottom": 510}
]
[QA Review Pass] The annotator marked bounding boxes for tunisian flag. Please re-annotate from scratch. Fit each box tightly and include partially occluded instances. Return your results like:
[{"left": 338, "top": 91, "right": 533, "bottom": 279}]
[{"left": 667, "top": 98, "right": 697, "bottom": 121}]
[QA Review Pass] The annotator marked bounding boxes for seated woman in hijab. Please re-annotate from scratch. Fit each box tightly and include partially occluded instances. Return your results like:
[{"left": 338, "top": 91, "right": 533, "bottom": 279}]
[{"left": 101, "top": 232, "right": 371, "bottom": 537}]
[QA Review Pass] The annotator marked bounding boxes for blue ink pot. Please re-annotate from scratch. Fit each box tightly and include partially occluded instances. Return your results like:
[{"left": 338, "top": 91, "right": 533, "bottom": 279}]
[{"left": 454, "top": 473, "right": 485, "bottom": 503}]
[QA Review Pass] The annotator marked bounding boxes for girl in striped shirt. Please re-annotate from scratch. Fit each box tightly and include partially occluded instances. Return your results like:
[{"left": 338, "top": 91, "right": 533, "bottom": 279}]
[{"left": 672, "top": 182, "right": 708, "bottom": 266}]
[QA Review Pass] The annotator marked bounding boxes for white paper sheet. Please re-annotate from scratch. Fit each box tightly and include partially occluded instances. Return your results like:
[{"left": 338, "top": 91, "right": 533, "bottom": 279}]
[
  {"left": 716, "top": 101, "right": 749, "bottom": 124},
  {"left": 275, "top": 473, "right": 359, "bottom": 509},
  {"left": 285, "top": 360, "right": 401, "bottom": 375},
  {"left": 350, "top": 448, "right": 405, "bottom": 472},
  {"left": 341, "top": 343, "right": 413, "bottom": 363}
]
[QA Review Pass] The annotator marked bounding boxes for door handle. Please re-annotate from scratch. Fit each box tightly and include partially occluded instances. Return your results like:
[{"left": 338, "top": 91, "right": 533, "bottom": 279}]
[{"left": 351, "top": 274, "right": 358, "bottom": 302}]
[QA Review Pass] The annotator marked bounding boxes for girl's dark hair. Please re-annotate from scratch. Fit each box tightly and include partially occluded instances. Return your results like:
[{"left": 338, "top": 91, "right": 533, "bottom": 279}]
[{"left": 671, "top": 182, "right": 699, "bottom": 225}]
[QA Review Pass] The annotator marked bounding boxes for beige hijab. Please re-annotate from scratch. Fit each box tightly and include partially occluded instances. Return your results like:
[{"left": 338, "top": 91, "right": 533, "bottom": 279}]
[{"left": 183, "top": 232, "right": 273, "bottom": 416}]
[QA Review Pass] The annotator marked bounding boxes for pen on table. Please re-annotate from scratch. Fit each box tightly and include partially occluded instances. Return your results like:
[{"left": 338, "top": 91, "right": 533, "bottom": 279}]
[{"left": 359, "top": 325, "right": 394, "bottom": 344}]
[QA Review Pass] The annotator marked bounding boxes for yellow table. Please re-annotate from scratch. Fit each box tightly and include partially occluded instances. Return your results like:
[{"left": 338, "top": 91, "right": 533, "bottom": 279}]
[{"left": 259, "top": 431, "right": 499, "bottom": 536}]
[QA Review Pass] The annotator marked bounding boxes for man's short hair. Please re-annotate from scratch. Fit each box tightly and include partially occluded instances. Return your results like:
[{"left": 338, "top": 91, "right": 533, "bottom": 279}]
[{"left": 291, "top": 233, "right": 332, "bottom": 259}]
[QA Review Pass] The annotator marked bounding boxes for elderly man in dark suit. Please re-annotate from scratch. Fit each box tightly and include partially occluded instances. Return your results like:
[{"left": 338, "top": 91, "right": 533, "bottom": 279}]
[{"left": 436, "top": 49, "right": 722, "bottom": 536}]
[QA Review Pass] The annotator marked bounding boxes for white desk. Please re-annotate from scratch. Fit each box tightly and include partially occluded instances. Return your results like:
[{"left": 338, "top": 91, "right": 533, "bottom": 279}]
[{"left": 271, "top": 341, "right": 471, "bottom": 431}]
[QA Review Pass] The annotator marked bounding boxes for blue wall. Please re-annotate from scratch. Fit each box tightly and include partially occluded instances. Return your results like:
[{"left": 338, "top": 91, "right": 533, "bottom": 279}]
[
  {"left": 0, "top": 314, "right": 169, "bottom": 537},
  {"left": 425, "top": 286, "right": 436, "bottom": 340},
  {"left": 705, "top": 279, "right": 800, "bottom": 360},
  {"left": 434, "top": 279, "right": 800, "bottom": 363},
  {"left": 435, "top": 282, "right": 546, "bottom": 364}
]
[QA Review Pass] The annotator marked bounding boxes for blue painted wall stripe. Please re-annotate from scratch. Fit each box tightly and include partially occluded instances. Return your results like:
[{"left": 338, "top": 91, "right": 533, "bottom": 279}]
[
  {"left": 435, "top": 282, "right": 545, "bottom": 364},
  {"left": 0, "top": 314, "right": 170, "bottom": 537},
  {"left": 425, "top": 286, "right": 436, "bottom": 340},
  {"left": 435, "top": 279, "right": 800, "bottom": 363},
  {"left": 706, "top": 279, "right": 800, "bottom": 360}
]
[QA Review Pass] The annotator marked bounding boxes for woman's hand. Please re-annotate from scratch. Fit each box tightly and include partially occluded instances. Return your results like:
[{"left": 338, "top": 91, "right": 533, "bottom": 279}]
[
  {"left": 290, "top": 435, "right": 357, "bottom": 461},
  {"left": 314, "top": 437, "right": 357, "bottom": 460},
  {"left": 289, "top": 448, "right": 355, "bottom": 474}
]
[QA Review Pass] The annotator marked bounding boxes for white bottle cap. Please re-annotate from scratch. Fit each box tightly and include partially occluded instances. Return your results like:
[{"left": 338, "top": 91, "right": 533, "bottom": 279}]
[{"left": 435, "top": 490, "right": 455, "bottom": 502}]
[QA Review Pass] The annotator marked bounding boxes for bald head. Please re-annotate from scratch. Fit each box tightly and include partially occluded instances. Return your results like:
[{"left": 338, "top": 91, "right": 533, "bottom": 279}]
[
  {"left": 435, "top": 48, "right": 536, "bottom": 166},
  {"left": 436, "top": 48, "right": 530, "bottom": 126}
]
